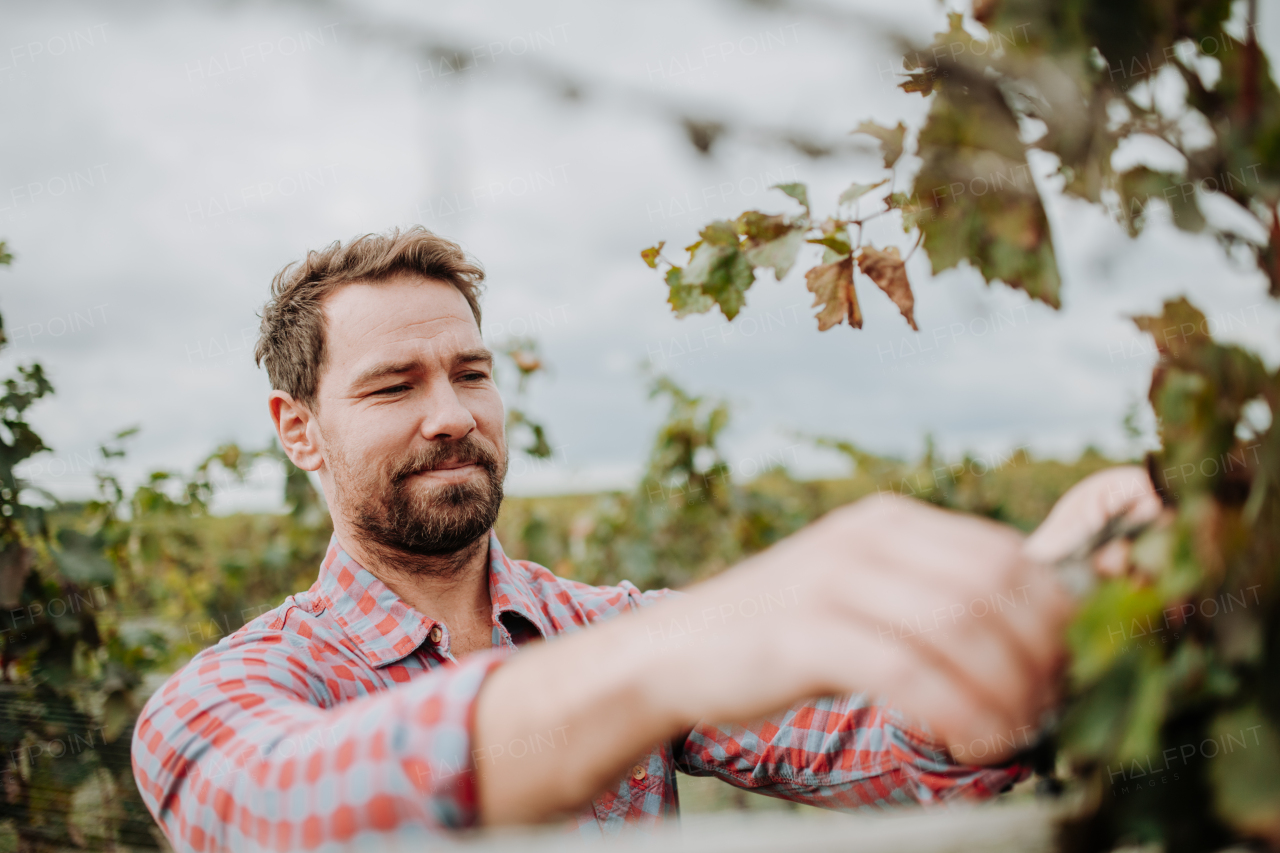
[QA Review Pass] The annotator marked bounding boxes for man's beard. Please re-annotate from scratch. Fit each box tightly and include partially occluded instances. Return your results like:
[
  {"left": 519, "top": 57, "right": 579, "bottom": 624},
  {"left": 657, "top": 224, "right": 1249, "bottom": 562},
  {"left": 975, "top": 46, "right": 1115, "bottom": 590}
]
[{"left": 334, "top": 434, "right": 507, "bottom": 568}]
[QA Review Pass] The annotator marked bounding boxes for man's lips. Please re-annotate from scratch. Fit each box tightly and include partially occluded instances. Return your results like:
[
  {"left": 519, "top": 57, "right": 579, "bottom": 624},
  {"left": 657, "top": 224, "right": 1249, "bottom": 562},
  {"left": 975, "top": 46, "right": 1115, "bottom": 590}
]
[{"left": 410, "top": 461, "right": 480, "bottom": 476}]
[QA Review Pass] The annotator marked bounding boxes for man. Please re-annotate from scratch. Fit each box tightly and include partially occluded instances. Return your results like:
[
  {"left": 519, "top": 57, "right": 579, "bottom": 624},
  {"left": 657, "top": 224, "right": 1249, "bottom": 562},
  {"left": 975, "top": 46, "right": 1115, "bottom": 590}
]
[{"left": 132, "top": 227, "right": 1161, "bottom": 851}]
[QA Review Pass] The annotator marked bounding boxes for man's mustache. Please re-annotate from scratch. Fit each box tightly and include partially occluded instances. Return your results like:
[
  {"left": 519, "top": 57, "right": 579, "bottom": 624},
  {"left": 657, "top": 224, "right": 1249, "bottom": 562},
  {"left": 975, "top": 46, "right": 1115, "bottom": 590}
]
[{"left": 388, "top": 437, "right": 500, "bottom": 483}]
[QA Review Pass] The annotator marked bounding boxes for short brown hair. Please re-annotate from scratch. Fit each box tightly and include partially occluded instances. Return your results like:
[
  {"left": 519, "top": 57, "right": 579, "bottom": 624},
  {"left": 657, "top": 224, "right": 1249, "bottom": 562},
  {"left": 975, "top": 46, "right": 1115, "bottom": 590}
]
[{"left": 255, "top": 226, "right": 485, "bottom": 409}]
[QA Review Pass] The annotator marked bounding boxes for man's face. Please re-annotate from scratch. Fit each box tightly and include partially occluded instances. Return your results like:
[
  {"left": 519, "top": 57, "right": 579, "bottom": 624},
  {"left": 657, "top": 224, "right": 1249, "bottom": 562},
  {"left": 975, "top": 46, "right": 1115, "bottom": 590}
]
[{"left": 312, "top": 274, "right": 507, "bottom": 560}]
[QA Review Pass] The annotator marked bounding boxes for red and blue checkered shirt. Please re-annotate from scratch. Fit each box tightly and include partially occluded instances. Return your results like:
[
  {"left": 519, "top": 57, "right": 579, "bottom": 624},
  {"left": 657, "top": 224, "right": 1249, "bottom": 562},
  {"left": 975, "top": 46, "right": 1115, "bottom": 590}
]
[{"left": 132, "top": 531, "right": 1026, "bottom": 851}]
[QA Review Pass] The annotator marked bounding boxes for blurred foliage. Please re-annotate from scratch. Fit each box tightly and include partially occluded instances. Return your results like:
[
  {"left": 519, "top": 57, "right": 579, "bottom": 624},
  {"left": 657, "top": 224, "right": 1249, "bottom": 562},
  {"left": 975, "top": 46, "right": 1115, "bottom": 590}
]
[
  {"left": 499, "top": 337, "right": 554, "bottom": 460},
  {"left": 496, "top": 373, "right": 1118, "bottom": 592},
  {"left": 644, "top": 0, "right": 1280, "bottom": 849}
]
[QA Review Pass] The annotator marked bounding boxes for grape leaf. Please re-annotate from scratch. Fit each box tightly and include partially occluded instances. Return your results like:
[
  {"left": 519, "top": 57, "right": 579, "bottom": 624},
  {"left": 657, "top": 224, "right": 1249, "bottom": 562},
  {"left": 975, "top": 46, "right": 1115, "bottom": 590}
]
[
  {"left": 1117, "top": 166, "right": 1207, "bottom": 236},
  {"left": 912, "top": 65, "right": 1061, "bottom": 307},
  {"left": 665, "top": 267, "right": 713, "bottom": 318},
  {"left": 683, "top": 234, "right": 753, "bottom": 321},
  {"left": 807, "top": 235, "right": 853, "bottom": 256},
  {"left": 736, "top": 211, "right": 793, "bottom": 244},
  {"left": 1131, "top": 296, "right": 1212, "bottom": 361},
  {"left": 699, "top": 219, "right": 740, "bottom": 247},
  {"left": 804, "top": 256, "right": 859, "bottom": 330},
  {"left": 853, "top": 121, "right": 906, "bottom": 169},
  {"left": 641, "top": 242, "right": 665, "bottom": 269},
  {"left": 738, "top": 211, "right": 807, "bottom": 280},
  {"left": 889, "top": 191, "right": 928, "bottom": 233},
  {"left": 856, "top": 245, "right": 918, "bottom": 330},
  {"left": 772, "top": 182, "right": 810, "bottom": 214},
  {"left": 838, "top": 178, "right": 888, "bottom": 206},
  {"left": 1209, "top": 705, "right": 1280, "bottom": 845},
  {"left": 702, "top": 250, "right": 754, "bottom": 320}
]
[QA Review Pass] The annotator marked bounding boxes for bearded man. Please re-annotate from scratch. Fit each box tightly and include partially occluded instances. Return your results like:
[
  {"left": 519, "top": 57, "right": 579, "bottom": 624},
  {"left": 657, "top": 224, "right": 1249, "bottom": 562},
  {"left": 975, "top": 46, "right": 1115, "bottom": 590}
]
[{"left": 131, "top": 227, "right": 1161, "bottom": 851}]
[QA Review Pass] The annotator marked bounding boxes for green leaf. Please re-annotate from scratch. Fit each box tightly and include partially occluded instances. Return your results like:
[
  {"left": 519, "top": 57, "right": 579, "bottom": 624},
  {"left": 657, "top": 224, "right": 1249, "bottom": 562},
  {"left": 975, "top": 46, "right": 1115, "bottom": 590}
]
[
  {"left": 53, "top": 529, "right": 115, "bottom": 586},
  {"left": 1067, "top": 578, "right": 1163, "bottom": 687},
  {"left": 806, "top": 235, "right": 852, "bottom": 256},
  {"left": 911, "top": 69, "right": 1061, "bottom": 307},
  {"left": 852, "top": 122, "right": 906, "bottom": 169},
  {"left": 772, "top": 183, "right": 810, "bottom": 214},
  {"left": 641, "top": 242, "right": 665, "bottom": 269},
  {"left": 664, "top": 267, "right": 713, "bottom": 318},
  {"left": 838, "top": 178, "right": 888, "bottom": 206},
  {"left": 683, "top": 242, "right": 736, "bottom": 288},
  {"left": 1208, "top": 705, "right": 1280, "bottom": 844},
  {"left": 1059, "top": 654, "right": 1139, "bottom": 763},
  {"left": 1117, "top": 167, "right": 1207, "bottom": 236},
  {"left": 700, "top": 249, "right": 754, "bottom": 321},
  {"left": 1115, "top": 647, "right": 1168, "bottom": 762}
]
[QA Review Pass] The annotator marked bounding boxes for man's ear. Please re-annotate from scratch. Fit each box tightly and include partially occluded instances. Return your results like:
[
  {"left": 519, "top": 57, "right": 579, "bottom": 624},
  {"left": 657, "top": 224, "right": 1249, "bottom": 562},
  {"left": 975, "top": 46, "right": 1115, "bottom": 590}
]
[{"left": 269, "top": 391, "right": 323, "bottom": 472}]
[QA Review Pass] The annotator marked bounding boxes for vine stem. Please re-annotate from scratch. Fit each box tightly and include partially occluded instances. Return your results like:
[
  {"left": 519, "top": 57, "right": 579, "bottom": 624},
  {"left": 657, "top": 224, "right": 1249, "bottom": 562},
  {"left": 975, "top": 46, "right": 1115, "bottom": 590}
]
[{"left": 903, "top": 228, "right": 925, "bottom": 261}]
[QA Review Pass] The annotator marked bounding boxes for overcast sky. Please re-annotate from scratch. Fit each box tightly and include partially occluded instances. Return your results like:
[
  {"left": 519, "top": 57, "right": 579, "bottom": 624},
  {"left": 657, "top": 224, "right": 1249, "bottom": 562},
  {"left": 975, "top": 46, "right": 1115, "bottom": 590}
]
[{"left": 3, "top": 0, "right": 1279, "bottom": 511}]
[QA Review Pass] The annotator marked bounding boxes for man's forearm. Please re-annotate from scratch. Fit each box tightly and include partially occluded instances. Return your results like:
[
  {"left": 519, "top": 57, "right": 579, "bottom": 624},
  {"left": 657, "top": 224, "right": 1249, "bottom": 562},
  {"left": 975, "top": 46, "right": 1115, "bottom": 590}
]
[
  {"left": 473, "top": 601, "right": 691, "bottom": 825},
  {"left": 472, "top": 564, "right": 836, "bottom": 825}
]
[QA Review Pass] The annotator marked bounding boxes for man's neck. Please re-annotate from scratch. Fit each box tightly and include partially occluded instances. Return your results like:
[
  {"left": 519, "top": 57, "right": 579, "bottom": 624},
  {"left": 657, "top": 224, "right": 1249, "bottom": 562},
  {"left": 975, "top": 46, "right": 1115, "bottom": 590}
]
[{"left": 337, "top": 529, "right": 494, "bottom": 655}]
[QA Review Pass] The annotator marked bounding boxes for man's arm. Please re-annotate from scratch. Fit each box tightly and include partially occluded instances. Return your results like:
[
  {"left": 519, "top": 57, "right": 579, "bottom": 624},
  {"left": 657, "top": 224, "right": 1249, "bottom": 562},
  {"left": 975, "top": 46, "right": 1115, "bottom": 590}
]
[
  {"left": 474, "top": 467, "right": 1164, "bottom": 825},
  {"left": 131, "top": 620, "right": 511, "bottom": 852},
  {"left": 675, "top": 696, "right": 1028, "bottom": 810}
]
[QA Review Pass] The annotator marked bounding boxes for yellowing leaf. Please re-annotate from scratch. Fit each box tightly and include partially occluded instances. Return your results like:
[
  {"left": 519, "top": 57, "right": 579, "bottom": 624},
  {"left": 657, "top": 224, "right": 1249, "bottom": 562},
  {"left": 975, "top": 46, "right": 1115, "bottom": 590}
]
[
  {"left": 899, "top": 72, "right": 939, "bottom": 96},
  {"left": 853, "top": 121, "right": 906, "bottom": 169},
  {"left": 856, "top": 245, "right": 918, "bottom": 330},
  {"left": 807, "top": 235, "right": 852, "bottom": 256},
  {"left": 736, "top": 211, "right": 792, "bottom": 243},
  {"left": 838, "top": 178, "right": 888, "bottom": 206},
  {"left": 1132, "top": 296, "right": 1211, "bottom": 360},
  {"left": 640, "top": 242, "right": 665, "bottom": 269},
  {"left": 699, "top": 220, "right": 740, "bottom": 247},
  {"left": 738, "top": 210, "right": 806, "bottom": 280},
  {"left": 805, "top": 256, "right": 860, "bottom": 331}
]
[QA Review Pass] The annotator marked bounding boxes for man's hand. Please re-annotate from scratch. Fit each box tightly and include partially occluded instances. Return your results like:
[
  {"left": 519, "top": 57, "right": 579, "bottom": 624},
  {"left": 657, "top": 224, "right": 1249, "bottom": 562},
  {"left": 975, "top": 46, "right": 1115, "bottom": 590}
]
[
  {"left": 474, "top": 466, "right": 1162, "bottom": 824},
  {"left": 1024, "top": 464, "right": 1167, "bottom": 574}
]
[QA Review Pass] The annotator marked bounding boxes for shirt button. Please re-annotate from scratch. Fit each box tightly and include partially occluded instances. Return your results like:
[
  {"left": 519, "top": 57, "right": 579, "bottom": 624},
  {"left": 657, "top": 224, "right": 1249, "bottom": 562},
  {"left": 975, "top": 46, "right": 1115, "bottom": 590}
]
[
  {"left": 428, "top": 625, "right": 443, "bottom": 644},
  {"left": 631, "top": 765, "right": 646, "bottom": 782}
]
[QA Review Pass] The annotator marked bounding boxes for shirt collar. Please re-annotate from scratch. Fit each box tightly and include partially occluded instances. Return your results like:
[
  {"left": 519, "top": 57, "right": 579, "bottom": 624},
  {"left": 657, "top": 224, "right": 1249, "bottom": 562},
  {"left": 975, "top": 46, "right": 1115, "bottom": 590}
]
[{"left": 315, "top": 530, "right": 549, "bottom": 668}]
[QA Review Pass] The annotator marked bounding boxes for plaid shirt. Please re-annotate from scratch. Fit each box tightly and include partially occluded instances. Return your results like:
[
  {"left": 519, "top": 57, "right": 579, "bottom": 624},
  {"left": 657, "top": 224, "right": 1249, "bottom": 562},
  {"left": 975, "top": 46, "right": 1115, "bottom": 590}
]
[{"left": 132, "top": 531, "right": 1025, "bottom": 852}]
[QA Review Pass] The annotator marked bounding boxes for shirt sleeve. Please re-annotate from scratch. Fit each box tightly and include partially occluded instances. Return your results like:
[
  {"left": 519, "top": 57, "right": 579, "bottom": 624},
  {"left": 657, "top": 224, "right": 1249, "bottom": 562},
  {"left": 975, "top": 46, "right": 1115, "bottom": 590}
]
[
  {"left": 674, "top": 694, "right": 1029, "bottom": 809},
  {"left": 131, "top": 627, "right": 512, "bottom": 852}
]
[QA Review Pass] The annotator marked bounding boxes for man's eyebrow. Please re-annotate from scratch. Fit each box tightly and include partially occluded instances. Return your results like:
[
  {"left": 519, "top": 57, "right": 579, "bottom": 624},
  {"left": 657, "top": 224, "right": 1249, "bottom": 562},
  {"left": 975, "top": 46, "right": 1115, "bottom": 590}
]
[
  {"left": 453, "top": 348, "right": 494, "bottom": 368},
  {"left": 350, "top": 360, "right": 419, "bottom": 389}
]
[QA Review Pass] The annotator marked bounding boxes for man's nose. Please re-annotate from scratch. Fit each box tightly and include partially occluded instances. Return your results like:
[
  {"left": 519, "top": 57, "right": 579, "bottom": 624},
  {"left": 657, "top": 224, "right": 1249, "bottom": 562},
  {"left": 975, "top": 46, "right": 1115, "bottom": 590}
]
[{"left": 418, "top": 381, "right": 477, "bottom": 441}]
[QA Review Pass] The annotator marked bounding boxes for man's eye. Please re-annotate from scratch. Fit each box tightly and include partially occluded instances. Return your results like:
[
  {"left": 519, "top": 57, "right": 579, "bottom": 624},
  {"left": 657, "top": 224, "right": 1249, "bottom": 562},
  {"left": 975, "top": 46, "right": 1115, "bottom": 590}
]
[
  {"left": 460, "top": 372, "right": 488, "bottom": 382},
  {"left": 373, "top": 385, "right": 409, "bottom": 396}
]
